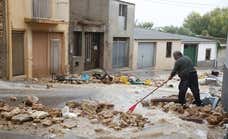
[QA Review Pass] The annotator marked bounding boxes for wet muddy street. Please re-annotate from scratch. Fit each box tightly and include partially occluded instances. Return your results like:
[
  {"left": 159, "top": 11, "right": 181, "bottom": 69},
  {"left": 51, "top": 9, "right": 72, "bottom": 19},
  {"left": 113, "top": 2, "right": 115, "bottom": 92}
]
[{"left": 0, "top": 75, "right": 226, "bottom": 139}]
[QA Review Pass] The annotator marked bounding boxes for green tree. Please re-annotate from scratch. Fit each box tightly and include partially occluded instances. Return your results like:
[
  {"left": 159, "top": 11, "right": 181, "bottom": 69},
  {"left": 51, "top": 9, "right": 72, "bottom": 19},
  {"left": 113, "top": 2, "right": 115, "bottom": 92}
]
[
  {"left": 207, "top": 8, "right": 228, "bottom": 38},
  {"left": 136, "top": 21, "right": 154, "bottom": 30},
  {"left": 201, "top": 30, "right": 209, "bottom": 36},
  {"left": 159, "top": 26, "right": 194, "bottom": 36},
  {"left": 183, "top": 8, "right": 228, "bottom": 38},
  {"left": 160, "top": 25, "right": 178, "bottom": 33},
  {"left": 177, "top": 27, "right": 194, "bottom": 36},
  {"left": 183, "top": 12, "right": 205, "bottom": 35}
]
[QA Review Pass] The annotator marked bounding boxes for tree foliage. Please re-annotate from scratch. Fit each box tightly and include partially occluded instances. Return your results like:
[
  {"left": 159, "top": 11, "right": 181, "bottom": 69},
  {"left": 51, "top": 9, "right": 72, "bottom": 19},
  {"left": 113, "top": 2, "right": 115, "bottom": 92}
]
[
  {"left": 184, "top": 8, "right": 228, "bottom": 38},
  {"left": 135, "top": 8, "right": 228, "bottom": 38},
  {"left": 159, "top": 26, "right": 194, "bottom": 36},
  {"left": 136, "top": 21, "right": 154, "bottom": 30},
  {"left": 183, "top": 12, "right": 204, "bottom": 35}
]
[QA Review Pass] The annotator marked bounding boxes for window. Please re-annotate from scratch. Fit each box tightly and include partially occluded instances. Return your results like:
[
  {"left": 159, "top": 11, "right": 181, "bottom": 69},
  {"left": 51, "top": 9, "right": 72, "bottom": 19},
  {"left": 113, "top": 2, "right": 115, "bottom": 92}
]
[
  {"left": 119, "top": 4, "right": 127, "bottom": 16},
  {"left": 205, "top": 48, "right": 211, "bottom": 60},
  {"left": 119, "top": 4, "right": 127, "bottom": 30},
  {"left": 166, "top": 42, "right": 172, "bottom": 58},
  {"left": 33, "top": 0, "right": 52, "bottom": 18}
]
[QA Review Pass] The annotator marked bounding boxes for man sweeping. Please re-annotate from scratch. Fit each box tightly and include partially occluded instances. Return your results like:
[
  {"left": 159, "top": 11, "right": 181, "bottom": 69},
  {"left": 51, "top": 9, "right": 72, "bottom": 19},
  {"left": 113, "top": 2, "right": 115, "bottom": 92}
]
[{"left": 169, "top": 51, "right": 202, "bottom": 106}]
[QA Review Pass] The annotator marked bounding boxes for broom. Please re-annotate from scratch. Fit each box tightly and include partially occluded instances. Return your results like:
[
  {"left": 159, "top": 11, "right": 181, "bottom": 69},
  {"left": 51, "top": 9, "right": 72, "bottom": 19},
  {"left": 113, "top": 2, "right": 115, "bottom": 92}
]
[{"left": 128, "top": 79, "right": 170, "bottom": 113}]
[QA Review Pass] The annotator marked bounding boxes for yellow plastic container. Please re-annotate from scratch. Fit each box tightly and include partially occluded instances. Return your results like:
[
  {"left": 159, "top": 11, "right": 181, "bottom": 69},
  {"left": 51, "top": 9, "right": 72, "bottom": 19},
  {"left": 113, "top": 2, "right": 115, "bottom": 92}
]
[
  {"left": 144, "top": 80, "right": 152, "bottom": 86},
  {"left": 120, "top": 76, "right": 129, "bottom": 84}
]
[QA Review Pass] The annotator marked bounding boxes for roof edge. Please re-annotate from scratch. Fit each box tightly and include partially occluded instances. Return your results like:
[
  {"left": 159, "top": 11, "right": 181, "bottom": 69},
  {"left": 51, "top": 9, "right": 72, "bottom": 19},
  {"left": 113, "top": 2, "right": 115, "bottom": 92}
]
[{"left": 113, "top": 0, "right": 135, "bottom": 5}]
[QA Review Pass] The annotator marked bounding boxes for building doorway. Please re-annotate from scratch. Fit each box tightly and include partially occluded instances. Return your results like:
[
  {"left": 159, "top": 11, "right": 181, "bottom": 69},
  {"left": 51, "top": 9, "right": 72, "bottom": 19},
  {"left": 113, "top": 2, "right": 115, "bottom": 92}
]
[
  {"left": 184, "top": 44, "right": 198, "bottom": 66},
  {"left": 12, "top": 31, "right": 25, "bottom": 76}
]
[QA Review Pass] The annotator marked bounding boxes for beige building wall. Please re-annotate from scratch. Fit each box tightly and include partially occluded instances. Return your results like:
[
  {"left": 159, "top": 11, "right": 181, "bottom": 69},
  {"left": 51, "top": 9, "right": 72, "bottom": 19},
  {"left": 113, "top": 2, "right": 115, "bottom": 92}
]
[
  {"left": 133, "top": 40, "right": 182, "bottom": 70},
  {"left": 104, "top": 0, "right": 135, "bottom": 70},
  {"left": 9, "top": 0, "right": 69, "bottom": 79}
]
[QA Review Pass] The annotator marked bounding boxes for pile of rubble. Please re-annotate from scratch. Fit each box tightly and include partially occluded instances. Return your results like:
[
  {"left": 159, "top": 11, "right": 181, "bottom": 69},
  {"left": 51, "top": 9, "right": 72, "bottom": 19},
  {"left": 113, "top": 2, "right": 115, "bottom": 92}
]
[
  {"left": 66, "top": 101, "right": 149, "bottom": 130},
  {"left": 142, "top": 94, "right": 228, "bottom": 127},
  {"left": 0, "top": 96, "right": 149, "bottom": 137},
  {"left": 0, "top": 96, "right": 62, "bottom": 127}
]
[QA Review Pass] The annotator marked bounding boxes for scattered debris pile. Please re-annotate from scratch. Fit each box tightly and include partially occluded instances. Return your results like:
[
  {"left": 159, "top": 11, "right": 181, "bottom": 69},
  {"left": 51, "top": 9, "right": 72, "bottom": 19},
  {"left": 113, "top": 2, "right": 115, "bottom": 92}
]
[
  {"left": 66, "top": 101, "right": 149, "bottom": 130},
  {"left": 0, "top": 96, "right": 67, "bottom": 137},
  {"left": 48, "top": 69, "right": 163, "bottom": 86},
  {"left": 142, "top": 94, "right": 227, "bottom": 126},
  {"left": 0, "top": 96, "right": 62, "bottom": 124},
  {"left": 198, "top": 71, "right": 223, "bottom": 86},
  {"left": 0, "top": 96, "right": 149, "bottom": 137}
]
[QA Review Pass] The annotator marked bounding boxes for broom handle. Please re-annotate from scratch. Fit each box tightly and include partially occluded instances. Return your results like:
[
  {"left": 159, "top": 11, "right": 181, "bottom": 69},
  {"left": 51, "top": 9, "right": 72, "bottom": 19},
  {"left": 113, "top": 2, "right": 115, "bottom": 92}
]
[{"left": 136, "top": 79, "right": 170, "bottom": 105}]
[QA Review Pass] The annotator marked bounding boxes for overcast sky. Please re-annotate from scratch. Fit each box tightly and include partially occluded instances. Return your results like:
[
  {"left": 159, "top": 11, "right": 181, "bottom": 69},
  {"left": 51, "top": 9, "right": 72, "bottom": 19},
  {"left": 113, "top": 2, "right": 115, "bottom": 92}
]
[{"left": 126, "top": 0, "right": 228, "bottom": 27}]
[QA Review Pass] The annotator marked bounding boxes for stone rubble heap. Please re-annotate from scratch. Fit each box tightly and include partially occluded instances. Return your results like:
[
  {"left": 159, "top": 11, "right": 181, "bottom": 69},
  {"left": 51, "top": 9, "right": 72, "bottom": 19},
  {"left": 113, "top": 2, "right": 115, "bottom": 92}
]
[
  {"left": 142, "top": 94, "right": 228, "bottom": 127},
  {"left": 0, "top": 97, "right": 62, "bottom": 126},
  {"left": 0, "top": 96, "right": 149, "bottom": 135},
  {"left": 66, "top": 101, "right": 149, "bottom": 130}
]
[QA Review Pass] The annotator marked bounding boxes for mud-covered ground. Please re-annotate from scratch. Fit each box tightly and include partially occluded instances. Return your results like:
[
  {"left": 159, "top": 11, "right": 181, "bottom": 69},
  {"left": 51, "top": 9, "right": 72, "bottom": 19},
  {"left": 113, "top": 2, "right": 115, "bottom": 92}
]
[{"left": 0, "top": 69, "right": 226, "bottom": 139}]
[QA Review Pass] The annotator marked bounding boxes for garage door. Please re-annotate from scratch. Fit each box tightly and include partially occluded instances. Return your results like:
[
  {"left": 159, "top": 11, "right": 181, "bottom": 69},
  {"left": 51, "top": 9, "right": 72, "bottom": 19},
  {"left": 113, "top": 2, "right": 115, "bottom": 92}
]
[
  {"left": 112, "top": 38, "right": 129, "bottom": 68},
  {"left": 137, "top": 42, "right": 155, "bottom": 68}
]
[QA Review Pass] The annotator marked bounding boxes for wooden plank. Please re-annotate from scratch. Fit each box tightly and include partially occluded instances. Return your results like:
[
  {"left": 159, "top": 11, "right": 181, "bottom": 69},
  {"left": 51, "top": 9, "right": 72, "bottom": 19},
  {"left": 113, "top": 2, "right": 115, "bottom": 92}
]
[
  {"left": 179, "top": 116, "right": 204, "bottom": 124},
  {"left": 150, "top": 98, "right": 179, "bottom": 103}
]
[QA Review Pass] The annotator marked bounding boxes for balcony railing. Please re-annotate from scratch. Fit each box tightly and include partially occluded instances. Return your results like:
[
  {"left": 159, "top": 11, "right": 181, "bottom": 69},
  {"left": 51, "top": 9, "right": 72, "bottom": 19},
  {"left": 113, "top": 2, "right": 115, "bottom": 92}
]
[{"left": 32, "top": 0, "right": 52, "bottom": 18}]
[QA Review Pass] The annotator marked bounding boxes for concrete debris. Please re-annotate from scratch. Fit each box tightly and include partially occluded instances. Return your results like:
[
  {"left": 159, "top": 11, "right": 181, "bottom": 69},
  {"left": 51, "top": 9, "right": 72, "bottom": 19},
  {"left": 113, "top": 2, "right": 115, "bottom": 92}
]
[
  {"left": 30, "top": 111, "right": 49, "bottom": 119},
  {"left": 90, "top": 118, "right": 99, "bottom": 124},
  {"left": 48, "top": 109, "right": 62, "bottom": 118},
  {"left": 41, "top": 119, "right": 53, "bottom": 126},
  {"left": 12, "top": 114, "right": 33, "bottom": 123},
  {"left": 66, "top": 101, "right": 149, "bottom": 130},
  {"left": 52, "top": 117, "right": 64, "bottom": 124},
  {"left": 143, "top": 95, "right": 227, "bottom": 126},
  {"left": 1, "top": 107, "right": 21, "bottom": 119},
  {"left": 25, "top": 96, "right": 39, "bottom": 106},
  {"left": 66, "top": 101, "right": 80, "bottom": 108},
  {"left": 0, "top": 101, "right": 5, "bottom": 107},
  {"left": 32, "top": 103, "right": 46, "bottom": 111},
  {"left": 0, "top": 105, "right": 11, "bottom": 112},
  {"left": 32, "top": 78, "right": 39, "bottom": 82},
  {"left": 61, "top": 119, "right": 77, "bottom": 129}
]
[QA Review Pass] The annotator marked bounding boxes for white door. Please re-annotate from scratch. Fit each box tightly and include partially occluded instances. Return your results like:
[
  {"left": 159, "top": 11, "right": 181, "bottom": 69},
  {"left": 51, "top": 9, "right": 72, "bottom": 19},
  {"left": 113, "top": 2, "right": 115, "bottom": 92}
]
[
  {"left": 51, "top": 39, "right": 61, "bottom": 74},
  {"left": 137, "top": 42, "right": 155, "bottom": 68}
]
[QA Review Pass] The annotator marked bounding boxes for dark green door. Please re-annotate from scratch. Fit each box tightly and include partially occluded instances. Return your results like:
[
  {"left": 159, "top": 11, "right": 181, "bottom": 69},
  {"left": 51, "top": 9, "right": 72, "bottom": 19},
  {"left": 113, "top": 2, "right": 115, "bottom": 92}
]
[{"left": 184, "top": 44, "right": 197, "bottom": 66}]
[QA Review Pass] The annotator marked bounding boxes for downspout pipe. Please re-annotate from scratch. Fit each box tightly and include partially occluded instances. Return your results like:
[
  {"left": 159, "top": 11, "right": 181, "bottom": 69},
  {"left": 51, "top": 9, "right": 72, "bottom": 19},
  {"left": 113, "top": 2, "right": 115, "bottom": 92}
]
[
  {"left": 5, "top": 0, "right": 12, "bottom": 80},
  {"left": 222, "top": 33, "right": 228, "bottom": 112}
]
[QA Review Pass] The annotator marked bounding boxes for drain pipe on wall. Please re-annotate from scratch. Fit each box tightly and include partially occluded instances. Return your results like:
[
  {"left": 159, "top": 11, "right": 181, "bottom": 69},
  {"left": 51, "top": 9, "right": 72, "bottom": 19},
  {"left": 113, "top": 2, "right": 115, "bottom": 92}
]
[
  {"left": 222, "top": 33, "right": 228, "bottom": 112},
  {"left": 5, "top": 0, "right": 12, "bottom": 80},
  {"left": 222, "top": 33, "right": 228, "bottom": 139}
]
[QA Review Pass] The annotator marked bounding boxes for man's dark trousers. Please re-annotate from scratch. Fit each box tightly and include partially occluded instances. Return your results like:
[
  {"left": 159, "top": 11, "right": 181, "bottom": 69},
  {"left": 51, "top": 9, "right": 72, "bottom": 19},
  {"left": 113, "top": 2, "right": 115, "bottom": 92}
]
[{"left": 178, "top": 71, "right": 201, "bottom": 105}]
